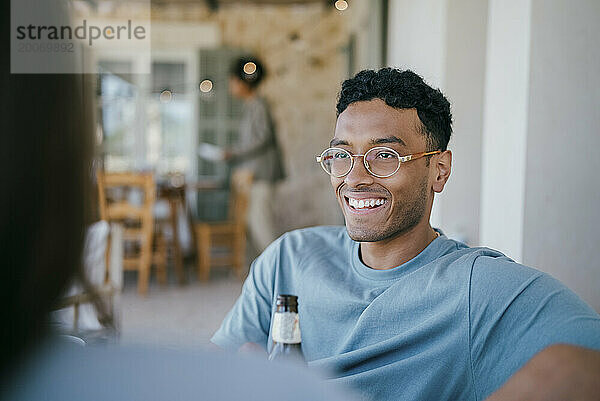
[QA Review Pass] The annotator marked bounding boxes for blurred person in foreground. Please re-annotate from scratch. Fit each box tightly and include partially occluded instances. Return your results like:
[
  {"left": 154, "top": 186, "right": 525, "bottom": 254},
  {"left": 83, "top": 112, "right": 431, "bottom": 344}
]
[
  {"left": 0, "top": 4, "right": 354, "bottom": 400},
  {"left": 212, "top": 68, "right": 600, "bottom": 401},
  {"left": 225, "top": 56, "right": 285, "bottom": 253}
]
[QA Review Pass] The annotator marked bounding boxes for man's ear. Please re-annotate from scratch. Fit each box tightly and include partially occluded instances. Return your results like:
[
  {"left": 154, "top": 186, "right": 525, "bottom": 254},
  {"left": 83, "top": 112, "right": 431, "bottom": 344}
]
[{"left": 431, "top": 150, "right": 452, "bottom": 193}]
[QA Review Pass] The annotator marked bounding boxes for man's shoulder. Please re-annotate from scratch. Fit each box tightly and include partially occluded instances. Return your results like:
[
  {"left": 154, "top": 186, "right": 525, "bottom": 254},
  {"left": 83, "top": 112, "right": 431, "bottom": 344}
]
[
  {"left": 247, "top": 96, "right": 270, "bottom": 114},
  {"left": 435, "top": 240, "right": 548, "bottom": 289},
  {"left": 279, "top": 225, "right": 349, "bottom": 248},
  {"left": 459, "top": 245, "right": 576, "bottom": 313},
  {"left": 466, "top": 246, "right": 546, "bottom": 284},
  {"left": 256, "top": 226, "right": 348, "bottom": 265},
  {"left": 439, "top": 240, "right": 536, "bottom": 275}
]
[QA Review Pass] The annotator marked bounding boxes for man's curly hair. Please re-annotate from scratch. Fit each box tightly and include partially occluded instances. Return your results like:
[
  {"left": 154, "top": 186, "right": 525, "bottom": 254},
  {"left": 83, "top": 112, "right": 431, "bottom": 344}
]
[{"left": 336, "top": 68, "right": 452, "bottom": 151}]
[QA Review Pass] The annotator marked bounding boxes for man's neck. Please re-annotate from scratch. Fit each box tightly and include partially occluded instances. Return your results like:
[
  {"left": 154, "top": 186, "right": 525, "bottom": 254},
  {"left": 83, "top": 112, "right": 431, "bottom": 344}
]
[
  {"left": 360, "top": 224, "right": 438, "bottom": 270},
  {"left": 241, "top": 91, "right": 257, "bottom": 101}
]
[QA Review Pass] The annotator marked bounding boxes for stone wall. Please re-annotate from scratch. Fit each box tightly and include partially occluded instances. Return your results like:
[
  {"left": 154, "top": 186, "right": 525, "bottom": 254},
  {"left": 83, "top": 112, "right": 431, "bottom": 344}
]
[
  {"left": 153, "top": 3, "right": 350, "bottom": 229},
  {"left": 154, "top": 3, "right": 348, "bottom": 180},
  {"left": 88, "top": 1, "right": 354, "bottom": 230}
]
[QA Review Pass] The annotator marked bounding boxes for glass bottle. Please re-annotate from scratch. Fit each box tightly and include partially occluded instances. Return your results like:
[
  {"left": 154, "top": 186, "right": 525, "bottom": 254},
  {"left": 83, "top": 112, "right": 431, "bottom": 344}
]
[{"left": 268, "top": 294, "right": 304, "bottom": 363}]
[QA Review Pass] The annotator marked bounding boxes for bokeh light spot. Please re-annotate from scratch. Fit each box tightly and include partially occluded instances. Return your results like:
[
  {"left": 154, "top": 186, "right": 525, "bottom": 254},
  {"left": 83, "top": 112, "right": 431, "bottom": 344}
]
[
  {"left": 335, "top": 0, "right": 348, "bottom": 11},
  {"left": 159, "top": 89, "right": 173, "bottom": 103},
  {"left": 199, "top": 79, "right": 213, "bottom": 93},
  {"left": 243, "top": 62, "right": 257, "bottom": 75}
]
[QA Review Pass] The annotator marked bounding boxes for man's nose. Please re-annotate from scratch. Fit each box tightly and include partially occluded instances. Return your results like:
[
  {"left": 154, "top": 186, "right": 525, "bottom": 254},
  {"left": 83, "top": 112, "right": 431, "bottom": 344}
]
[{"left": 344, "top": 156, "right": 374, "bottom": 187}]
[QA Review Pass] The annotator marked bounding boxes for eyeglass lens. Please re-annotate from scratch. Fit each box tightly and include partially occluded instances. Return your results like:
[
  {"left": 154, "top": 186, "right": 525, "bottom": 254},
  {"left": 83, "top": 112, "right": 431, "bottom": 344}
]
[{"left": 321, "top": 148, "right": 400, "bottom": 177}]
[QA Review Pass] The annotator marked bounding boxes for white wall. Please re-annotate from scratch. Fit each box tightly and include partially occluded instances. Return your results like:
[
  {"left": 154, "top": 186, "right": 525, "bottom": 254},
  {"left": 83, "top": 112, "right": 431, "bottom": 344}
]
[
  {"left": 387, "top": 0, "right": 448, "bottom": 87},
  {"left": 522, "top": 0, "right": 600, "bottom": 311},
  {"left": 387, "top": 0, "right": 448, "bottom": 229},
  {"left": 479, "top": 0, "right": 532, "bottom": 261},
  {"left": 441, "top": 0, "right": 488, "bottom": 245}
]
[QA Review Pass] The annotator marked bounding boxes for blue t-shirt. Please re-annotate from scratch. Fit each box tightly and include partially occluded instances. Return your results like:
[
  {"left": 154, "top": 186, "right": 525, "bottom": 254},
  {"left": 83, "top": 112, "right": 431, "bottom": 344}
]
[{"left": 212, "top": 226, "right": 600, "bottom": 401}]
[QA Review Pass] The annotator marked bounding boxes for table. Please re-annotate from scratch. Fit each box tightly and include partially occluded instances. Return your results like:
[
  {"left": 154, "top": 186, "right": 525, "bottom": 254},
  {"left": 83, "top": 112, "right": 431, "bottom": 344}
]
[{"left": 157, "top": 177, "right": 222, "bottom": 284}]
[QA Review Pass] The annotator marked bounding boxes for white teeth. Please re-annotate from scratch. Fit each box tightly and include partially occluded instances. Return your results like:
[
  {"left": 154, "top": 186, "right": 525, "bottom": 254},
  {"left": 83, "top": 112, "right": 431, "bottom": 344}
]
[{"left": 348, "top": 198, "right": 385, "bottom": 209}]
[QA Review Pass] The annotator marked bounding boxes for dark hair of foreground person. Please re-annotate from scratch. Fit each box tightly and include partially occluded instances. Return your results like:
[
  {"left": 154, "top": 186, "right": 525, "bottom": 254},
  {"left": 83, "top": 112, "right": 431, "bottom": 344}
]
[{"left": 0, "top": 2, "right": 108, "bottom": 379}]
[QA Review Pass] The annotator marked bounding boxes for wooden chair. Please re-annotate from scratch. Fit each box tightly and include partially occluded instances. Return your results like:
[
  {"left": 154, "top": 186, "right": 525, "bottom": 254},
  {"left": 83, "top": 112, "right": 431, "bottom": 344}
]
[
  {"left": 52, "top": 220, "right": 121, "bottom": 339},
  {"left": 97, "top": 171, "right": 162, "bottom": 295},
  {"left": 155, "top": 179, "right": 188, "bottom": 285},
  {"left": 195, "top": 169, "right": 253, "bottom": 281}
]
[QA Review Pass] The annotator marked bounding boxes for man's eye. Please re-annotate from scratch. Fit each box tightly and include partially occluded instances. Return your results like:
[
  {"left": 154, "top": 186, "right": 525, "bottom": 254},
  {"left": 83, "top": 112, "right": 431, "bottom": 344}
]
[
  {"left": 333, "top": 152, "right": 349, "bottom": 159},
  {"left": 376, "top": 152, "right": 395, "bottom": 159}
]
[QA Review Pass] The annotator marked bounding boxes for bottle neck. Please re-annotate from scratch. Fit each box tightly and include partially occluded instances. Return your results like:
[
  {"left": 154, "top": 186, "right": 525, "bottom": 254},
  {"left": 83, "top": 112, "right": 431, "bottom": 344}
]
[{"left": 275, "top": 304, "right": 298, "bottom": 313}]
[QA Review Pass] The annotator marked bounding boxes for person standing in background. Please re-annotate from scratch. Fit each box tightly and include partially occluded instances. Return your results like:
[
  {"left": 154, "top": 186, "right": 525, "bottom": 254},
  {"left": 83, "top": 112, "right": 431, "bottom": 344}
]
[{"left": 225, "top": 56, "right": 286, "bottom": 253}]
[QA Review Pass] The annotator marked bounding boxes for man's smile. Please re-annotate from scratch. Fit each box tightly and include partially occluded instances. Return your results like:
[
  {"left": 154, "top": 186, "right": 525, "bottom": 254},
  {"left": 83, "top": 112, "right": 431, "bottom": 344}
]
[
  {"left": 342, "top": 191, "right": 389, "bottom": 215},
  {"left": 348, "top": 197, "right": 386, "bottom": 209}
]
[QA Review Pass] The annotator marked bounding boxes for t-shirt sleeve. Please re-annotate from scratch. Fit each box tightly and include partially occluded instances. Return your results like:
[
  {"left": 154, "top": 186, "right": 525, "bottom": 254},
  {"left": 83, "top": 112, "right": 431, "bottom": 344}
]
[
  {"left": 210, "top": 236, "right": 281, "bottom": 351},
  {"left": 468, "top": 254, "right": 600, "bottom": 400}
]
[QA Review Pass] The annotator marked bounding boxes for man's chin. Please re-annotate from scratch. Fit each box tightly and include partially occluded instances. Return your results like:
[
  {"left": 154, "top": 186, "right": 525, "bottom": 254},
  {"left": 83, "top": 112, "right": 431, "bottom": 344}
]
[{"left": 346, "top": 226, "right": 384, "bottom": 242}]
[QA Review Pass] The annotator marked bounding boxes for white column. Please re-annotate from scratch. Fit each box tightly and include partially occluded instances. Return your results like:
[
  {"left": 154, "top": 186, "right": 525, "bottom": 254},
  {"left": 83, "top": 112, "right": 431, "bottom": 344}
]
[{"left": 479, "top": 0, "right": 532, "bottom": 262}]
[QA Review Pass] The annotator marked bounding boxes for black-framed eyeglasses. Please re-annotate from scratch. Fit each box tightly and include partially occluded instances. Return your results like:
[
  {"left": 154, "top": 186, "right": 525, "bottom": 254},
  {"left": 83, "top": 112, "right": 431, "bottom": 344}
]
[{"left": 315, "top": 146, "right": 441, "bottom": 178}]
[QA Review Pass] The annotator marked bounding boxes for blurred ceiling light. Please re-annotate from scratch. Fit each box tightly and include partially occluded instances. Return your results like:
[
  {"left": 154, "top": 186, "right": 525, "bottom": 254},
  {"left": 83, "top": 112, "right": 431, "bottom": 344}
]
[
  {"left": 159, "top": 89, "right": 173, "bottom": 103},
  {"left": 243, "top": 62, "right": 257, "bottom": 75},
  {"left": 334, "top": 0, "right": 348, "bottom": 11},
  {"left": 199, "top": 79, "right": 213, "bottom": 93}
]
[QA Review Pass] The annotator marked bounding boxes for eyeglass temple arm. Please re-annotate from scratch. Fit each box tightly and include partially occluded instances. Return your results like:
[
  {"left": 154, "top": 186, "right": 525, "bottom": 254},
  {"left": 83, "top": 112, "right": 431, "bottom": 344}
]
[{"left": 400, "top": 150, "right": 441, "bottom": 162}]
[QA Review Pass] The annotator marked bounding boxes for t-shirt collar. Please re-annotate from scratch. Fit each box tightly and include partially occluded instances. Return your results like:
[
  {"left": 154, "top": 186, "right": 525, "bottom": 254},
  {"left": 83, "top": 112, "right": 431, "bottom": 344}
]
[{"left": 350, "top": 229, "right": 449, "bottom": 281}]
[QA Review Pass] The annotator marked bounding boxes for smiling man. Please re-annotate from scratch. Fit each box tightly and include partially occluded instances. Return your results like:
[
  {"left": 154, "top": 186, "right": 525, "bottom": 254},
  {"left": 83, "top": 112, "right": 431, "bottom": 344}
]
[
  {"left": 211, "top": 68, "right": 600, "bottom": 401},
  {"left": 324, "top": 100, "right": 447, "bottom": 269}
]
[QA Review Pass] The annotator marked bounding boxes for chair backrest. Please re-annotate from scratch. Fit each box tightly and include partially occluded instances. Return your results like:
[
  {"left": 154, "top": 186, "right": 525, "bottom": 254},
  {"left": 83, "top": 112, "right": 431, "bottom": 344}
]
[
  {"left": 228, "top": 169, "right": 254, "bottom": 224},
  {"left": 97, "top": 171, "right": 155, "bottom": 224},
  {"left": 97, "top": 171, "right": 156, "bottom": 295},
  {"left": 97, "top": 171, "right": 156, "bottom": 262}
]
